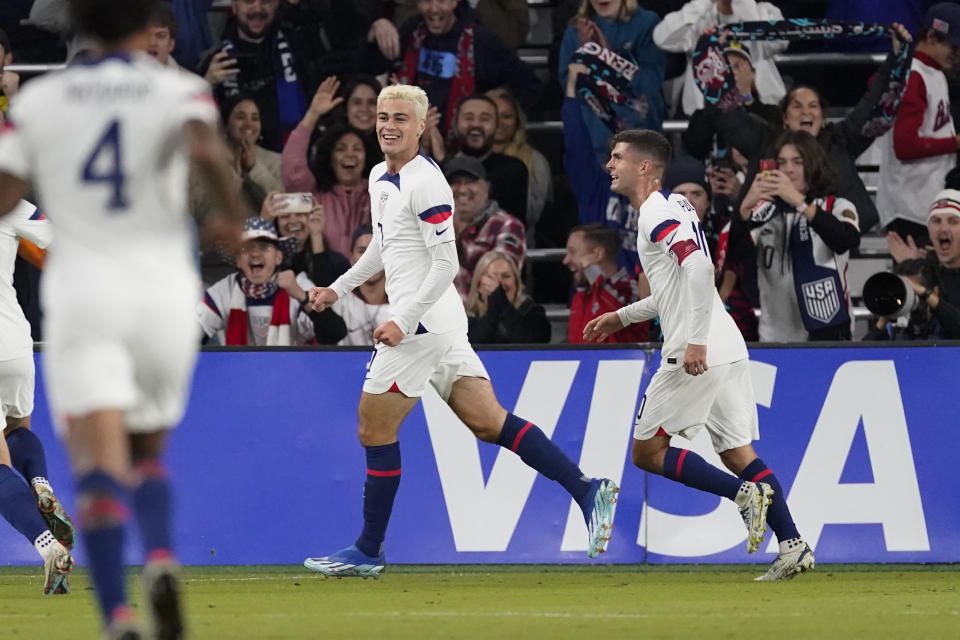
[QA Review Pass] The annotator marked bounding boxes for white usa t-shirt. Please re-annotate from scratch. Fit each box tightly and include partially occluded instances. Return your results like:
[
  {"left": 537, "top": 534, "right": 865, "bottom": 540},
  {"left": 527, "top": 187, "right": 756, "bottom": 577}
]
[
  {"left": 0, "top": 52, "right": 218, "bottom": 289},
  {"left": 636, "top": 190, "right": 747, "bottom": 370},
  {"left": 369, "top": 153, "right": 465, "bottom": 334},
  {"left": 0, "top": 200, "right": 51, "bottom": 361}
]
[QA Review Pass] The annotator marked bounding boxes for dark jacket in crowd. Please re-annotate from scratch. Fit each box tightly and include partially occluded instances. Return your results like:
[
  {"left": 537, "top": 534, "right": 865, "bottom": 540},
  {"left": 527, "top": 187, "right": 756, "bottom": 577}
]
[
  {"left": 467, "top": 287, "right": 552, "bottom": 345},
  {"left": 198, "top": 5, "right": 319, "bottom": 151},
  {"left": 367, "top": 4, "right": 541, "bottom": 131},
  {"left": 682, "top": 100, "right": 782, "bottom": 161},
  {"left": 288, "top": 244, "right": 350, "bottom": 289},
  {"left": 478, "top": 152, "right": 529, "bottom": 225}
]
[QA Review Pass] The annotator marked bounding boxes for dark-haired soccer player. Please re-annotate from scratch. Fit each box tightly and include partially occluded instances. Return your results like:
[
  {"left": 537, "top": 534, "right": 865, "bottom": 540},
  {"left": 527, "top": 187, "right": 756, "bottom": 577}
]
[
  {"left": 304, "top": 84, "right": 619, "bottom": 578},
  {"left": 584, "top": 129, "right": 814, "bottom": 581},
  {"left": 0, "top": 0, "right": 242, "bottom": 636}
]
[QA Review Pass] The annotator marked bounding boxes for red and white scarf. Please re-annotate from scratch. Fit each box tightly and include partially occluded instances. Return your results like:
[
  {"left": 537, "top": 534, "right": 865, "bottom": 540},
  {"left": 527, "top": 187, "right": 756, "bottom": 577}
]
[{"left": 225, "top": 275, "right": 293, "bottom": 346}]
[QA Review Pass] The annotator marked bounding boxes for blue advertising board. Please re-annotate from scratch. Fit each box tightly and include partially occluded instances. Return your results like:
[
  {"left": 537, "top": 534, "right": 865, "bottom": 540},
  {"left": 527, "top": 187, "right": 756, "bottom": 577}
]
[{"left": 0, "top": 346, "right": 956, "bottom": 567}]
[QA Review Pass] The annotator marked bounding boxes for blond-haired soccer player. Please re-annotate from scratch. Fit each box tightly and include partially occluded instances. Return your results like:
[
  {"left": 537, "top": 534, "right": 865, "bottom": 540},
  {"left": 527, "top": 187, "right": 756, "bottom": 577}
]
[
  {"left": 0, "top": 0, "right": 242, "bottom": 636},
  {"left": 585, "top": 129, "right": 814, "bottom": 581},
  {"left": 304, "top": 84, "right": 619, "bottom": 577}
]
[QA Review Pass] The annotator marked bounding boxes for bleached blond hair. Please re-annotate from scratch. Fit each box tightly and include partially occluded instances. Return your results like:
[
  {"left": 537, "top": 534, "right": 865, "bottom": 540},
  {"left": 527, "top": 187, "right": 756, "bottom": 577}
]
[{"left": 377, "top": 84, "right": 429, "bottom": 122}]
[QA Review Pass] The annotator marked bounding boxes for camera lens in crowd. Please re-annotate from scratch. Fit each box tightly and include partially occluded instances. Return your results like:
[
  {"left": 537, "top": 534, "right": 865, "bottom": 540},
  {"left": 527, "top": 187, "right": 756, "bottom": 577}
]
[{"left": 862, "top": 272, "right": 918, "bottom": 319}]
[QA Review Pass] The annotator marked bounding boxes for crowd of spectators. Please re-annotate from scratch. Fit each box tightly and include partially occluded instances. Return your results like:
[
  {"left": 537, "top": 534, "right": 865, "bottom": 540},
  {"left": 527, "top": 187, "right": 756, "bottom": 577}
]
[{"left": 5, "top": 0, "right": 960, "bottom": 346}]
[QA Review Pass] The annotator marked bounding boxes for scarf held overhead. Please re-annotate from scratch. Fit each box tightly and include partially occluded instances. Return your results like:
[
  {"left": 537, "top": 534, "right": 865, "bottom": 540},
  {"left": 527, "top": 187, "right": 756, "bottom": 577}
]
[
  {"left": 225, "top": 274, "right": 293, "bottom": 346},
  {"left": 571, "top": 41, "right": 647, "bottom": 133},
  {"left": 692, "top": 20, "right": 912, "bottom": 137}
]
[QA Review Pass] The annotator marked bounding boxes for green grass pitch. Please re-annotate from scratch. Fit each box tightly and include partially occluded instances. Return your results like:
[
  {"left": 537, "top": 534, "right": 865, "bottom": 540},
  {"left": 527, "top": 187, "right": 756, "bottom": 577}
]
[{"left": 0, "top": 565, "right": 957, "bottom": 639}]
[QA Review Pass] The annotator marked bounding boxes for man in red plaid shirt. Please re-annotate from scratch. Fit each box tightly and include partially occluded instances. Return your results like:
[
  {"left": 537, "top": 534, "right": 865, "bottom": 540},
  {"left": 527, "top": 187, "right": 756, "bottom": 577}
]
[
  {"left": 447, "top": 157, "right": 526, "bottom": 299},
  {"left": 564, "top": 223, "right": 649, "bottom": 343}
]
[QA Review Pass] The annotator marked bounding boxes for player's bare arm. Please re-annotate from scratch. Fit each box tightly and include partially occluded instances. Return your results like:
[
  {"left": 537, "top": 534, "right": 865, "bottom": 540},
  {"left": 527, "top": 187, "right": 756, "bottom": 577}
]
[
  {"left": 0, "top": 171, "right": 29, "bottom": 219},
  {"left": 583, "top": 311, "right": 625, "bottom": 342},
  {"left": 183, "top": 119, "right": 244, "bottom": 250}
]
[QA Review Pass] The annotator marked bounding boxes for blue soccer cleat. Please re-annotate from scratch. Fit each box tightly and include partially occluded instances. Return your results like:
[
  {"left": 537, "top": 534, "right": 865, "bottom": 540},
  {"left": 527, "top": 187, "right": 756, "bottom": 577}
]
[
  {"left": 304, "top": 545, "right": 385, "bottom": 579},
  {"left": 582, "top": 478, "right": 619, "bottom": 558}
]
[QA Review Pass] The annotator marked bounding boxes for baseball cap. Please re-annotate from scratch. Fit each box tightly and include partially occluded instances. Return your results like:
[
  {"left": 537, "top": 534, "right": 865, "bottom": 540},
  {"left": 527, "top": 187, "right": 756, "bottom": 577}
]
[
  {"left": 242, "top": 216, "right": 280, "bottom": 244},
  {"left": 443, "top": 156, "right": 487, "bottom": 182},
  {"left": 929, "top": 189, "right": 960, "bottom": 220},
  {"left": 925, "top": 2, "right": 960, "bottom": 47},
  {"left": 663, "top": 155, "right": 711, "bottom": 197},
  {"left": 723, "top": 41, "right": 753, "bottom": 67}
]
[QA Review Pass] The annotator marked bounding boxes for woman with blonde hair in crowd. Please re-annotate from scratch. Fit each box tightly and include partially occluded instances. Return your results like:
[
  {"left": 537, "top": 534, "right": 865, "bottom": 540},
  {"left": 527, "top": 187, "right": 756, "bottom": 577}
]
[
  {"left": 486, "top": 88, "right": 553, "bottom": 246},
  {"left": 466, "top": 251, "right": 551, "bottom": 345}
]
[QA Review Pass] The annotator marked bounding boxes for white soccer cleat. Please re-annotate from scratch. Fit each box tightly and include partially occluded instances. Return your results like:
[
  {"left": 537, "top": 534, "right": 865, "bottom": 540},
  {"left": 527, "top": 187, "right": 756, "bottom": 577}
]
[
  {"left": 584, "top": 478, "right": 619, "bottom": 558},
  {"left": 738, "top": 481, "right": 773, "bottom": 554},
  {"left": 755, "top": 540, "right": 815, "bottom": 581},
  {"left": 42, "top": 540, "right": 74, "bottom": 595}
]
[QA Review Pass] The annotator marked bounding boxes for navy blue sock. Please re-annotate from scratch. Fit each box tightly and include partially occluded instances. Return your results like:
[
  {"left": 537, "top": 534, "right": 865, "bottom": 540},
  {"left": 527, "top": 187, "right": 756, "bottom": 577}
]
[
  {"left": 0, "top": 465, "right": 48, "bottom": 542},
  {"left": 354, "top": 442, "right": 401, "bottom": 558},
  {"left": 5, "top": 428, "right": 49, "bottom": 486},
  {"left": 740, "top": 458, "right": 800, "bottom": 542},
  {"left": 77, "top": 471, "right": 130, "bottom": 623},
  {"left": 662, "top": 447, "right": 742, "bottom": 500},
  {"left": 496, "top": 413, "right": 591, "bottom": 504},
  {"left": 132, "top": 459, "right": 174, "bottom": 563}
]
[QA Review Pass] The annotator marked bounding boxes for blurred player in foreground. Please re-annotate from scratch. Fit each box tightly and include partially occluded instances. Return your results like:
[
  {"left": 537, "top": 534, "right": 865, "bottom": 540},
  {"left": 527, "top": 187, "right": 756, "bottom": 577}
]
[
  {"left": 584, "top": 129, "right": 814, "bottom": 581},
  {"left": 0, "top": 198, "right": 76, "bottom": 594},
  {"left": 304, "top": 84, "right": 619, "bottom": 578},
  {"left": 0, "top": 0, "right": 243, "bottom": 636}
]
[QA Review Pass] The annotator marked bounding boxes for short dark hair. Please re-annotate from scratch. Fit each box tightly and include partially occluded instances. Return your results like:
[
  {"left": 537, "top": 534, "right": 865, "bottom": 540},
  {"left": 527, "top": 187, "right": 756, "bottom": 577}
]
[
  {"left": 70, "top": 0, "right": 161, "bottom": 45},
  {"left": 771, "top": 129, "right": 836, "bottom": 199},
  {"left": 351, "top": 223, "right": 374, "bottom": 252},
  {"left": 149, "top": 4, "right": 178, "bottom": 41},
  {"left": 572, "top": 223, "right": 620, "bottom": 261},
  {"left": 456, "top": 94, "right": 499, "bottom": 119},
  {"left": 611, "top": 129, "right": 672, "bottom": 169}
]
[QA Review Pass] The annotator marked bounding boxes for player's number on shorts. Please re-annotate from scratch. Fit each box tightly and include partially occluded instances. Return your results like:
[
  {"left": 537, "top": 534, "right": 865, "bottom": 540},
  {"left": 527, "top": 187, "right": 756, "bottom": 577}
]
[{"left": 81, "top": 119, "right": 128, "bottom": 211}]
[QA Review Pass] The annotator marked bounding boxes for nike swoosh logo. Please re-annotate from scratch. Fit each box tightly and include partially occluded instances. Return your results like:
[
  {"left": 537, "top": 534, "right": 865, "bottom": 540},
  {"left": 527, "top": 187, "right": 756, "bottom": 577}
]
[
  {"left": 435, "top": 227, "right": 448, "bottom": 236},
  {"left": 666, "top": 231, "right": 678, "bottom": 245}
]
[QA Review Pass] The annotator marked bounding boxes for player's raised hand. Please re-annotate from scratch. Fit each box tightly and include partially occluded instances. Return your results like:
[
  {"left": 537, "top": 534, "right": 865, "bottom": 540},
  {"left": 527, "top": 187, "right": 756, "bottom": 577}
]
[
  {"left": 683, "top": 343, "right": 708, "bottom": 376},
  {"left": 373, "top": 320, "right": 404, "bottom": 347},
  {"left": 583, "top": 311, "right": 624, "bottom": 343},
  {"left": 309, "top": 287, "right": 338, "bottom": 312}
]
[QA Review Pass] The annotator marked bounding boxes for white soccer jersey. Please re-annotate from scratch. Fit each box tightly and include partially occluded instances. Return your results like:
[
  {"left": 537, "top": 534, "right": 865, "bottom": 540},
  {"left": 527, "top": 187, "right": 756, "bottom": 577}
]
[
  {"left": 332, "top": 290, "right": 391, "bottom": 346},
  {"left": 0, "top": 53, "right": 218, "bottom": 285},
  {"left": 627, "top": 190, "right": 747, "bottom": 370},
  {"left": 0, "top": 200, "right": 51, "bottom": 361},
  {"left": 367, "top": 154, "right": 465, "bottom": 334}
]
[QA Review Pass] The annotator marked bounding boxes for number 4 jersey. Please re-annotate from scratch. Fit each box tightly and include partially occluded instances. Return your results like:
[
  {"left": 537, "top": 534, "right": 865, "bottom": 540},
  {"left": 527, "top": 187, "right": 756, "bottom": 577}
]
[
  {"left": 0, "top": 53, "right": 218, "bottom": 281},
  {"left": 635, "top": 190, "right": 747, "bottom": 370}
]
